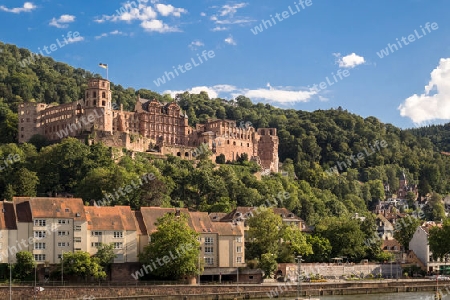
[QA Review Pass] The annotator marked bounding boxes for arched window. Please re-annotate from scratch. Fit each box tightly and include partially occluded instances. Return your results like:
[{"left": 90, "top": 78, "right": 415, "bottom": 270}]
[
  {"left": 93, "top": 100, "right": 97, "bottom": 106},
  {"left": 102, "top": 92, "right": 106, "bottom": 98},
  {"left": 93, "top": 92, "right": 97, "bottom": 98}
]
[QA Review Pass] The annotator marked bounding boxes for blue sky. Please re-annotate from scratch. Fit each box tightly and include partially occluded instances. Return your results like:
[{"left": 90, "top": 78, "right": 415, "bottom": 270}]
[{"left": 1, "top": 0, "right": 450, "bottom": 128}]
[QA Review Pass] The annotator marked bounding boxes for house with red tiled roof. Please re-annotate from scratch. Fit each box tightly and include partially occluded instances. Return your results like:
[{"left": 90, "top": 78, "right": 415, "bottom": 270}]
[
  {"left": 213, "top": 206, "right": 307, "bottom": 240},
  {"left": 85, "top": 206, "right": 140, "bottom": 262},
  {"left": 409, "top": 221, "right": 444, "bottom": 272},
  {"left": 0, "top": 201, "right": 18, "bottom": 263},
  {"left": 11, "top": 197, "right": 87, "bottom": 264},
  {"left": 139, "top": 207, "right": 246, "bottom": 282}
]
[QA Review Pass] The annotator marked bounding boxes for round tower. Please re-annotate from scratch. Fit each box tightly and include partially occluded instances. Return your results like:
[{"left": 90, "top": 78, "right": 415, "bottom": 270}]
[
  {"left": 85, "top": 78, "right": 112, "bottom": 109},
  {"left": 84, "top": 78, "right": 113, "bottom": 133}
]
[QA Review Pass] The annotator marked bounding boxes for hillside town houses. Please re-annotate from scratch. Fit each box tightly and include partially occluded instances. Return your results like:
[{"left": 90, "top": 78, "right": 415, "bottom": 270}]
[{"left": 0, "top": 197, "right": 310, "bottom": 281}]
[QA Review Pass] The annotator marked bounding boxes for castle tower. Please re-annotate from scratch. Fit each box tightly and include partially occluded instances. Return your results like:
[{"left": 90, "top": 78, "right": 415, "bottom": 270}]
[{"left": 84, "top": 78, "right": 113, "bottom": 133}]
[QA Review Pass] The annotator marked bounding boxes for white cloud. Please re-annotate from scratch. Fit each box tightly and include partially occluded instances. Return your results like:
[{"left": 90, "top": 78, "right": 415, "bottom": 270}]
[
  {"left": 110, "top": 30, "right": 125, "bottom": 35},
  {"left": 398, "top": 58, "right": 450, "bottom": 123},
  {"left": 189, "top": 40, "right": 204, "bottom": 50},
  {"left": 211, "top": 26, "right": 227, "bottom": 31},
  {"left": 334, "top": 52, "right": 365, "bottom": 68},
  {"left": 67, "top": 36, "right": 84, "bottom": 44},
  {"left": 141, "top": 19, "right": 179, "bottom": 33},
  {"left": 95, "top": 33, "right": 108, "bottom": 40},
  {"left": 225, "top": 35, "right": 236, "bottom": 45},
  {"left": 0, "top": 2, "right": 36, "bottom": 13},
  {"left": 95, "top": 30, "right": 127, "bottom": 39},
  {"left": 49, "top": 14, "right": 76, "bottom": 28},
  {"left": 94, "top": 1, "right": 185, "bottom": 33},
  {"left": 155, "top": 3, "right": 186, "bottom": 17},
  {"left": 208, "top": 2, "right": 254, "bottom": 29},
  {"left": 200, "top": 12, "right": 206, "bottom": 17},
  {"left": 163, "top": 84, "right": 317, "bottom": 104},
  {"left": 219, "top": 3, "right": 247, "bottom": 17}
]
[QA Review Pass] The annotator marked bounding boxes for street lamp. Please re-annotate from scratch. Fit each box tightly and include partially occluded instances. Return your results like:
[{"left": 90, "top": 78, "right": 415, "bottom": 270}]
[
  {"left": 34, "top": 259, "right": 37, "bottom": 300},
  {"left": 9, "top": 262, "right": 12, "bottom": 300},
  {"left": 61, "top": 250, "right": 64, "bottom": 286},
  {"left": 295, "top": 255, "right": 303, "bottom": 300}
]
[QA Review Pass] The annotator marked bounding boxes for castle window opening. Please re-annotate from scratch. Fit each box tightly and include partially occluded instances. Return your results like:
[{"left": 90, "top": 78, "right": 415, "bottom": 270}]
[
  {"left": 93, "top": 92, "right": 97, "bottom": 98},
  {"left": 185, "top": 152, "right": 189, "bottom": 157},
  {"left": 102, "top": 92, "right": 106, "bottom": 98}
]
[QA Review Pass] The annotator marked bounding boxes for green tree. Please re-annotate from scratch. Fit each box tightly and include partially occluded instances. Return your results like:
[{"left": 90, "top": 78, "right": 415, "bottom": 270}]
[
  {"left": 139, "top": 212, "right": 200, "bottom": 279},
  {"left": 94, "top": 243, "right": 116, "bottom": 278},
  {"left": 304, "top": 235, "right": 332, "bottom": 263},
  {"left": 393, "top": 215, "right": 421, "bottom": 252},
  {"left": 260, "top": 253, "right": 278, "bottom": 279},
  {"left": 246, "top": 208, "right": 283, "bottom": 259},
  {"left": 13, "top": 251, "right": 35, "bottom": 280},
  {"left": 13, "top": 167, "right": 39, "bottom": 196},
  {"left": 62, "top": 251, "right": 106, "bottom": 280},
  {"left": 429, "top": 219, "right": 450, "bottom": 261},
  {"left": 279, "top": 224, "right": 313, "bottom": 262},
  {"left": 215, "top": 154, "right": 226, "bottom": 164},
  {"left": 315, "top": 217, "right": 366, "bottom": 260}
]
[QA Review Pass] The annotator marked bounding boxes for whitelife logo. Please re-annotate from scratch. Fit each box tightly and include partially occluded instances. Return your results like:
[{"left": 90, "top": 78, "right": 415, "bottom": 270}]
[{"left": 376, "top": 22, "right": 438, "bottom": 58}]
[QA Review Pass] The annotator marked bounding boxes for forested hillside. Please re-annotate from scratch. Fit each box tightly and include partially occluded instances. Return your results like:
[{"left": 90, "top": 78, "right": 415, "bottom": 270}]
[{"left": 1, "top": 41, "right": 450, "bottom": 227}]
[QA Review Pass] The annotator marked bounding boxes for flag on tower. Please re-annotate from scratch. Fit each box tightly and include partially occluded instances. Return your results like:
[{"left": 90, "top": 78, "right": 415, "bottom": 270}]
[{"left": 99, "top": 63, "right": 108, "bottom": 69}]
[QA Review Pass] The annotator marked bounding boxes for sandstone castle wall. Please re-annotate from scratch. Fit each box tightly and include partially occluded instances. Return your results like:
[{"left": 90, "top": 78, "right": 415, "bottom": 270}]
[{"left": 18, "top": 79, "right": 279, "bottom": 172}]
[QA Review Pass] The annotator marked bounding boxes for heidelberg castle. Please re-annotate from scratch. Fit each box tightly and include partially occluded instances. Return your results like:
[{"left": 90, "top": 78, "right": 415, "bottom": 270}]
[{"left": 18, "top": 78, "right": 279, "bottom": 172}]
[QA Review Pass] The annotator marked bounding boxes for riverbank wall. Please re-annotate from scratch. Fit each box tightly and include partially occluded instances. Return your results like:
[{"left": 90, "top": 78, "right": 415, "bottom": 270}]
[{"left": 0, "top": 280, "right": 447, "bottom": 299}]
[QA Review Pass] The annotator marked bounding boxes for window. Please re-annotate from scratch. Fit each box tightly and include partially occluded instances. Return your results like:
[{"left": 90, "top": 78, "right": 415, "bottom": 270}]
[
  {"left": 114, "top": 232, "right": 123, "bottom": 238},
  {"left": 237, "top": 246, "right": 242, "bottom": 253},
  {"left": 58, "top": 231, "right": 69, "bottom": 236},
  {"left": 58, "top": 254, "right": 62, "bottom": 259},
  {"left": 237, "top": 257, "right": 242, "bottom": 263},
  {"left": 34, "top": 243, "right": 46, "bottom": 250},
  {"left": 205, "top": 237, "right": 214, "bottom": 245},
  {"left": 205, "top": 257, "right": 214, "bottom": 265},
  {"left": 57, "top": 242, "right": 69, "bottom": 247},
  {"left": 237, "top": 237, "right": 242, "bottom": 243},
  {"left": 34, "top": 254, "right": 46, "bottom": 261},
  {"left": 34, "top": 231, "right": 46, "bottom": 238},
  {"left": 91, "top": 242, "right": 101, "bottom": 248},
  {"left": 75, "top": 225, "right": 81, "bottom": 231},
  {"left": 65, "top": 208, "right": 70, "bottom": 212},
  {"left": 58, "top": 220, "right": 69, "bottom": 224},
  {"left": 34, "top": 219, "right": 46, "bottom": 227},
  {"left": 114, "top": 242, "right": 123, "bottom": 249},
  {"left": 92, "top": 231, "right": 102, "bottom": 236},
  {"left": 205, "top": 247, "right": 213, "bottom": 253},
  {"left": 74, "top": 237, "right": 81, "bottom": 243}
]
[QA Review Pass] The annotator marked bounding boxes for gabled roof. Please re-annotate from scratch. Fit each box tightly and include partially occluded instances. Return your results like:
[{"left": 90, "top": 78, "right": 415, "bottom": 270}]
[
  {"left": 0, "top": 202, "right": 17, "bottom": 230},
  {"left": 140, "top": 207, "right": 189, "bottom": 234},
  {"left": 115, "top": 206, "right": 137, "bottom": 231},
  {"left": 13, "top": 197, "right": 86, "bottom": 221},
  {"left": 85, "top": 206, "right": 124, "bottom": 231},
  {"left": 211, "top": 222, "right": 243, "bottom": 236}
]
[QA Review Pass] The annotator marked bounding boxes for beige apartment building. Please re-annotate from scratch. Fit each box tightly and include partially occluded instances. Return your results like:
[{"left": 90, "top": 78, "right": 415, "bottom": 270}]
[
  {"left": 85, "top": 206, "right": 140, "bottom": 263},
  {"left": 0, "top": 198, "right": 246, "bottom": 278},
  {"left": 139, "top": 207, "right": 246, "bottom": 279}
]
